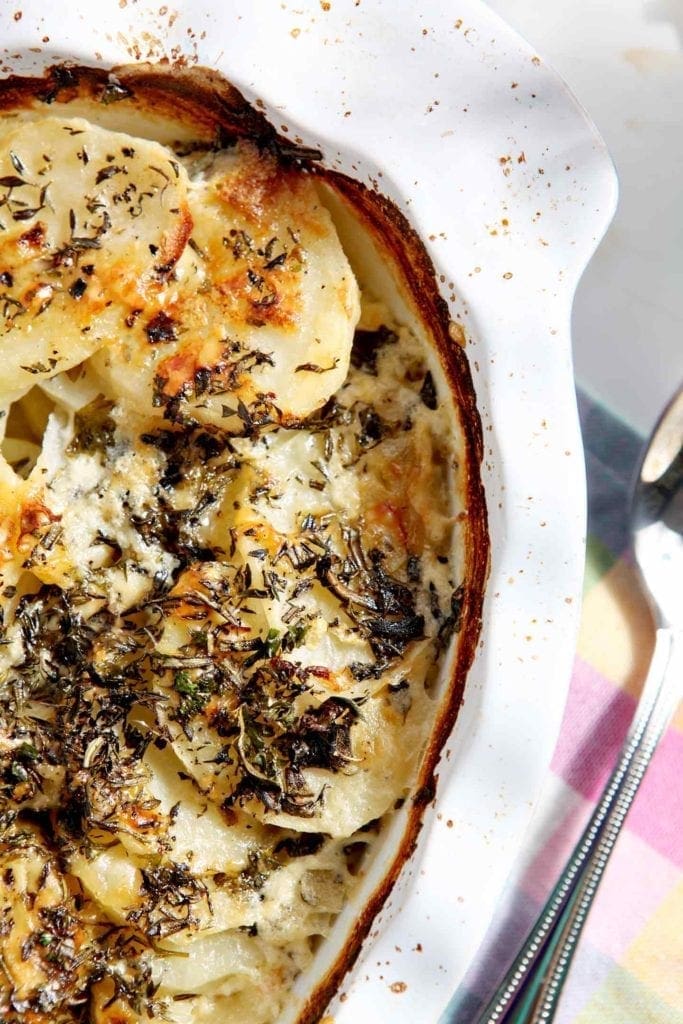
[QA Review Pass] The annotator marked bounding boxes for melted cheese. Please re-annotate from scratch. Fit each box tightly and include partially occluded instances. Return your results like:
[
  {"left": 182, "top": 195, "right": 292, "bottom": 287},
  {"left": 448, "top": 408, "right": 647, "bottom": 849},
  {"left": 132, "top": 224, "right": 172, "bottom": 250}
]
[{"left": 0, "top": 116, "right": 458, "bottom": 1024}]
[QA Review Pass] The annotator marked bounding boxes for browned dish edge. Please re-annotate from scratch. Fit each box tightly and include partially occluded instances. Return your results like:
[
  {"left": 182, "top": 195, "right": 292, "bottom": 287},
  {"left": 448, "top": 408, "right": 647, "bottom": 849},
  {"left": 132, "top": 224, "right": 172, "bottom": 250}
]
[
  {"left": 0, "top": 61, "right": 490, "bottom": 1024},
  {"left": 294, "top": 172, "right": 489, "bottom": 1023}
]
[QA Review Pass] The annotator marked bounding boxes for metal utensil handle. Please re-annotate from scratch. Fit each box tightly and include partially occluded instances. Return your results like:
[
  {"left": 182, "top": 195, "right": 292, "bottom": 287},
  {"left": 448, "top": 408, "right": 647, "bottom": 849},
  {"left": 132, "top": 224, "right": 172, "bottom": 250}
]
[{"left": 476, "top": 626, "right": 681, "bottom": 1024}]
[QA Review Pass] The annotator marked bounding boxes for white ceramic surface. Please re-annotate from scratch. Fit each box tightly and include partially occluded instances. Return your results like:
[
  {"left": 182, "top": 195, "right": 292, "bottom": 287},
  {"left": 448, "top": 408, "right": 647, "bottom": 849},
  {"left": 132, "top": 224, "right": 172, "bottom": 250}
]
[
  {"left": 0, "top": 2, "right": 617, "bottom": 1021},
  {"left": 489, "top": 0, "right": 683, "bottom": 439}
]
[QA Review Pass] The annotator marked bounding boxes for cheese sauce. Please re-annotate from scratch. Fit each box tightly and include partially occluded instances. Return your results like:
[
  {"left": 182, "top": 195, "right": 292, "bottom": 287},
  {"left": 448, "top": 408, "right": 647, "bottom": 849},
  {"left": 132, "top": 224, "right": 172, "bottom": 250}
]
[{"left": 0, "top": 109, "right": 462, "bottom": 1024}]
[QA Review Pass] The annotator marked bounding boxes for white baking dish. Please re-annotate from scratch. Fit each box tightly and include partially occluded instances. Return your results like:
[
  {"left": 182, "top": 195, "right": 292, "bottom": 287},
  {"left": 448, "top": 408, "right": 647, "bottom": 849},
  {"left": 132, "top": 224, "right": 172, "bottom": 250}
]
[{"left": 0, "top": 2, "right": 617, "bottom": 1021}]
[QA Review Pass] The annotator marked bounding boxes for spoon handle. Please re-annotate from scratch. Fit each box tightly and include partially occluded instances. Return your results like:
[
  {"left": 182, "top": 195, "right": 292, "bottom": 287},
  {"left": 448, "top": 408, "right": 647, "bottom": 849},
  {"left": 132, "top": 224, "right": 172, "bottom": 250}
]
[{"left": 475, "top": 626, "right": 683, "bottom": 1024}]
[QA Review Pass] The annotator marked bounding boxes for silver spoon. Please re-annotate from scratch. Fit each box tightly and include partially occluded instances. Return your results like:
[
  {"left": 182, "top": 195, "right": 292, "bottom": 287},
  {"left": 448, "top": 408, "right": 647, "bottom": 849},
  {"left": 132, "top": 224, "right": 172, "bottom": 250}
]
[{"left": 474, "top": 386, "right": 683, "bottom": 1024}]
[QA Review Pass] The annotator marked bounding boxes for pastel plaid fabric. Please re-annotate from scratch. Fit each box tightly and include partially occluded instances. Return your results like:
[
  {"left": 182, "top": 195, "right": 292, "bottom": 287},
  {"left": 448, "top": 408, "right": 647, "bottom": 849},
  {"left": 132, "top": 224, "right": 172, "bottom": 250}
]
[{"left": 446, "top": 390, "right": 683, "bottom": 1023}]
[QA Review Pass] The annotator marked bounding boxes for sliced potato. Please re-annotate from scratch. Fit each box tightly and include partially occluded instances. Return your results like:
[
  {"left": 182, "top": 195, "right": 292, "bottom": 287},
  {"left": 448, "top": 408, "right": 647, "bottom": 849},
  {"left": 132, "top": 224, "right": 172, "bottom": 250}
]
[
  {"left": 0, "top": 117, "right": 192, "bottom": 401},
  {"left": 92, "top": 142, "right": 360, "bottom": 426}
]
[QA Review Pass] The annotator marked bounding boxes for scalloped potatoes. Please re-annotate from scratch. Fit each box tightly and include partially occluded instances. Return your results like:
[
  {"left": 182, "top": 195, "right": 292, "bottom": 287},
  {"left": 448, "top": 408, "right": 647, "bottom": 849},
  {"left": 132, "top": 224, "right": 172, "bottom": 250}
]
[{"left": 0, "top": 82, "right": 463, "bottom": 1024}]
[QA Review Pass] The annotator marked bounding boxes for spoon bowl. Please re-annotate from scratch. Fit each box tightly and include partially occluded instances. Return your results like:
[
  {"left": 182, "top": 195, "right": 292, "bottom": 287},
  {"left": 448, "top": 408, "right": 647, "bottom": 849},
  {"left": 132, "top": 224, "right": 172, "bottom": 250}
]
[{"left": 632, "top": 388, "right": 683, "bottom": 628}]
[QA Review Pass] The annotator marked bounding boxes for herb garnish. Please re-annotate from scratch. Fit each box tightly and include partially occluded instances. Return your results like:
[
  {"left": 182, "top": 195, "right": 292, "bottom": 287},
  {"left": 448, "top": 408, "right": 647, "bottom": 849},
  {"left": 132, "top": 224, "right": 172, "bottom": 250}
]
[{"left": 0, "top": 165, "right": 458, "bottom": 1022}]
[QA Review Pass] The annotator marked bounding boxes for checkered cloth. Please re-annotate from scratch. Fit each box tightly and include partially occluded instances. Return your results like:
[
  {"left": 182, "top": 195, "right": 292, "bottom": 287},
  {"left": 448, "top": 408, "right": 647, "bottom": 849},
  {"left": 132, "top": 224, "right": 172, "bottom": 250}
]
[{"left": 446, "top": 390, "right": 683, "bottom": 1023}]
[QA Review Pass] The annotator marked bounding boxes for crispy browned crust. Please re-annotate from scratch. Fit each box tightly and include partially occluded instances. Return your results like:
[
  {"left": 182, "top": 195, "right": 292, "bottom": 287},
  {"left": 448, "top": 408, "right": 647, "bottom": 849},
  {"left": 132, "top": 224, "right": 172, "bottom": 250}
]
[
  {"left": 0, "top": 61, "right": 489, "bottom": 1024},
  {"left": 0, "top": 62, "right": 276, "bottom": 146}
]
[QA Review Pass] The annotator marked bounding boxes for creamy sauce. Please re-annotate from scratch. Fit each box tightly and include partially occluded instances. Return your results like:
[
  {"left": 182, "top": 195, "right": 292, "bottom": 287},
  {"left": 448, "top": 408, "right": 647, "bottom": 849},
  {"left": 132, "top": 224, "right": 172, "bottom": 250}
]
[{"left": 0, "top": 116, "right": 459, "bottom": 1024}]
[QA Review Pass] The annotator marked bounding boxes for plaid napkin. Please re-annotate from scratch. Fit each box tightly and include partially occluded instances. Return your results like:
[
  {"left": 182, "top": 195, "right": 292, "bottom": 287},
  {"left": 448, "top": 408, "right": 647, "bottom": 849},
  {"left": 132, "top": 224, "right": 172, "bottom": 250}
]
[{"left": 446, "top": 390, "right": 683, "bottom": 1023}]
